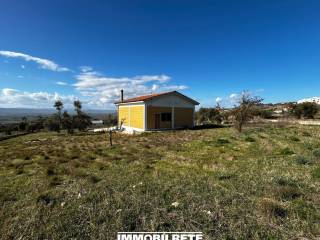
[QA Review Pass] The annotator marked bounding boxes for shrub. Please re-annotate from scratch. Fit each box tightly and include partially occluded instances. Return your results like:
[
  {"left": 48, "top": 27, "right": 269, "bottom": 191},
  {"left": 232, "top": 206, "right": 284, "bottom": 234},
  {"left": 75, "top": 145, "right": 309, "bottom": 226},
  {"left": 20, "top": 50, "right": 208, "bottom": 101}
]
[
  {"left": 273, "top": 176, "right": 302, "bottom": 200},
  {"left": 44, "top": 116, "right": 60, "bottom": 132},
  {"left": 273, "top": 176, "right": 297, "bottom": 187},
  {"left": 46, "top": 167, "right": 55, "bottom": 176},
  {"left": 289, "top": 136, "right": 300, "bottom": 142},
  {"left": 302, "top": 131, "right": 311, "bottom": 137},
  {"left": 280, "top": 147, "right": 294, "bottom": 155},
  {"left": 312, "top": 148, "right": 320, "bottom": 158},
  {"left": 37, "top": 193, "right": 56, "bottom": 206},
  {"left": 295, "top": 155, "right": 312, "bottom": 165},
  {"left": 90, "top": 175, "right": 102, "bottom": 183},
  {"left": 217, "top": 172, "right": 235, "bottom": 180},
  {"left": 50, "top": 177, "right": 62, "bottom": 186},
  {"left": 245, "top": 136, "right": 255, "bottom": 142},
  {"left": 216, "top": 138, "right": 230, "bottom": 145},
  {"left": 289, "top": 102, "right": 319, "bottom": 119},
  {"left": 260, "top": 198, "right": 287, "bottom": 218},
  {"left": 275, "top": 186, "right": 301, "bottom": 201},
  {"left": 312, "top": 167, "right": 320, "bottom": 179}
]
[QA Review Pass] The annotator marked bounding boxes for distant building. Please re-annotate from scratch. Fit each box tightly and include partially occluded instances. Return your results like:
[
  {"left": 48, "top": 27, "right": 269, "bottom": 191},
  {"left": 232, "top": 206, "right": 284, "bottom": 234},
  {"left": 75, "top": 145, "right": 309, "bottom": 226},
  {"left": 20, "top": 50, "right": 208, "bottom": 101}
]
[
  {"left": 91, "top": 120, "right": 104, "bottom": 125},
  {"left": 115, "top": 91, "right": 199, "bottom": 132}
]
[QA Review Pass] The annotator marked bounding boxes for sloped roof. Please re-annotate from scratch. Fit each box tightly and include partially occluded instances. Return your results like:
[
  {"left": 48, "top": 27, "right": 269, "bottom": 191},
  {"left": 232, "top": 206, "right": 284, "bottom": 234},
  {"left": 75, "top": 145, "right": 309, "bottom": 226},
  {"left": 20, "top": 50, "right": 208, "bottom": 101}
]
[{"left": 115, "top": 91, "right": 199, "bottom": 105}]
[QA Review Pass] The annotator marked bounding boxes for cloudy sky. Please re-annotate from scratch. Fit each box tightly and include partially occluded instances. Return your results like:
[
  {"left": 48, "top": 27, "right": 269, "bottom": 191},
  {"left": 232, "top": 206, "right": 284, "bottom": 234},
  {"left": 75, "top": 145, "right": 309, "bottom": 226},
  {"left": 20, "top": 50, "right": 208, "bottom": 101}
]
[{"left": 1, "top": 0, "right": 320, "bottom": 109}]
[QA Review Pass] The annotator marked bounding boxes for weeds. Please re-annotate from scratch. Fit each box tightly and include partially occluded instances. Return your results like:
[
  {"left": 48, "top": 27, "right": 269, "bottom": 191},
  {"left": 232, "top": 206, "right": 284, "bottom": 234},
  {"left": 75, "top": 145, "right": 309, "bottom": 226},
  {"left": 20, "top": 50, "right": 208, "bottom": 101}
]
[
  {"left": 312, "top": 148, "right": 320, "bottom": 158},
  {"left": 216, "top": 138, "right": 230, "bottom": 145},
  {"left": 244, "top": 136, "right": 255, "bottom": 142},
  {"left": 260, "top": 198, "right": 287, "bottom": 218},
  {"left": 295, "top": 155, "right": 312, "bottom": 165},
  {"left": 280, "top": 147, "right": 294, "bottom": 155},
  {"left": 312, "top": 167, "right": 320, "bottom": 179}
]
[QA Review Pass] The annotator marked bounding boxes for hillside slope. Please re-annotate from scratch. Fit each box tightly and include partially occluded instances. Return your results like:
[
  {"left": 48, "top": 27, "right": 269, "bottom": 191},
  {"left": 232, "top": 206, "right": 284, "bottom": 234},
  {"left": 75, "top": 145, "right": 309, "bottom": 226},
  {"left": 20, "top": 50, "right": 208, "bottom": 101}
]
[{"left": 0, "top": 125, "right": 319, "bottom": 239}]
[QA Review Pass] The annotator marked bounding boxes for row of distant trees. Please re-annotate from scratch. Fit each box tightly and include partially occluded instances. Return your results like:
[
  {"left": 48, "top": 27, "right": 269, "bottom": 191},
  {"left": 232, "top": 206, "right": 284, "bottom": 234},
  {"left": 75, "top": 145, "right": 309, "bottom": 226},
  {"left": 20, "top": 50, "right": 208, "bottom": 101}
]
[
  {"left": 288, "top": 102, "right": 319, "bottom": 119},
  {"left": 0, "top": 100, "right": 115, "bottom": 136},
  {"left": 0, "top": 100, "right": 92, "bottom": 135},
  {"left": 49, "top": 100, "right": 92, "bottom": 133},
  {"left": 196, "top": 92, "right": 319, "bottom": 132}
]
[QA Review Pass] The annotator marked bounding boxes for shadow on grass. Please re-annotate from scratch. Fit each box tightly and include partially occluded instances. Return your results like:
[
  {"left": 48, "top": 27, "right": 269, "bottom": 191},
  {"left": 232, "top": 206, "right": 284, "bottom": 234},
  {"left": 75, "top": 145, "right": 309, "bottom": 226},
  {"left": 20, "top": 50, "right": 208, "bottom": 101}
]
[{"left": 191, "top": 124, "right": 229, "bottom": 130}]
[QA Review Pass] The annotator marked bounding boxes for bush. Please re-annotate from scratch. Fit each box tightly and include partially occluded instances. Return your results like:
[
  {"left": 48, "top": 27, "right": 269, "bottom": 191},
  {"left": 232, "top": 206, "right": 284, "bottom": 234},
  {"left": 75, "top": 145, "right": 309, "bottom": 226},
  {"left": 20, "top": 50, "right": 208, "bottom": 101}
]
[
  {"left": 295, "top": 155, "right": 312, "bottom": 165},
  {"left": 312, "top": 148, "right": 320, "bottom": 158},
  {"left": 280, "top": 147, "right": 294, "bottom": 155},
  {"left": 312, "top": 167, "right": 320, "bottom": 179},
  {"left": 44, "top": 116, "right": 60, "bottom": 132},
  {"left": 275, "top": 186, "right": 301, "bottom": 200},
  {"left": 46, "top": 167, "right": 55, "bottom": 176},
  {"left": 273, "top": 176, "right": 297, "bottom": 187},
  {"left": 289, "top": 136, "right": 300, "bottom": 142},
  {"left": 245, "top": 136, "right": 255, "bottom": 142},
  {"left": 290, "top": 102, "right": 319, "bottom": 119},
  {"left": 196, "top": 107, "right": 223, "bottom": 124},
  {"left": 260, "top": 198, "right": 287, "bottom": 218},
  {"left": 216, "top": 138, "right": 230, "bottom": 145}
]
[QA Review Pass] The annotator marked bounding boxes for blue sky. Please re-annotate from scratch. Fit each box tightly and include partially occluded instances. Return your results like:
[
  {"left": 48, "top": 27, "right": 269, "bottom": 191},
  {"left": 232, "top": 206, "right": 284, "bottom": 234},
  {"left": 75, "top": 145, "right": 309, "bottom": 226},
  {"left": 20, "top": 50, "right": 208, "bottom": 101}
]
[{"left": 0, "top": 0, "right": 320, "bottom": 109}]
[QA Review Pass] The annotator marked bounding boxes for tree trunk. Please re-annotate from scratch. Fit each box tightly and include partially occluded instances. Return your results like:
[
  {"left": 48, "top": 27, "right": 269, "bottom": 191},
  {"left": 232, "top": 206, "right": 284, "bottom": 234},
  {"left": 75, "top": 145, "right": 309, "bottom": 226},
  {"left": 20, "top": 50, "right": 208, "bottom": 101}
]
[{"left": 109, "top": 130, "right": 113, "bottom": 146}]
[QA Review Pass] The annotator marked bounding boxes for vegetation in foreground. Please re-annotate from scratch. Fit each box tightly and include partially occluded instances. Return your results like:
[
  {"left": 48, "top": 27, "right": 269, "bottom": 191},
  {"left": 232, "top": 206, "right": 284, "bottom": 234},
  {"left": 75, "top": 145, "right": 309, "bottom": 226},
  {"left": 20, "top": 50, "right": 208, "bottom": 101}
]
[{"left": 0, "top": 124, "right": 320, "bottom": 239}]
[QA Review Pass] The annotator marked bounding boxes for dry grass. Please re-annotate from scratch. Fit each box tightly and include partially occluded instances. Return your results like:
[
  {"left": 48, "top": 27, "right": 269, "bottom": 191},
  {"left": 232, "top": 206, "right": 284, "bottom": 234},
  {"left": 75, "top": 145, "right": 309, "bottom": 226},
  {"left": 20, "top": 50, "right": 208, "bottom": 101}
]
[{"left": 0, "top": 124, "right": 320, "bottom": 239}]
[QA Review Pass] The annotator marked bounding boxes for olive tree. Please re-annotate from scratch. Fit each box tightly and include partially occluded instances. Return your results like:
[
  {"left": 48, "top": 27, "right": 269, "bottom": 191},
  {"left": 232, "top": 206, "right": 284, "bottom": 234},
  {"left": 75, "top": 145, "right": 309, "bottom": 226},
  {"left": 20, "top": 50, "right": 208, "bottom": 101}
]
[{"left": 232, "top": 92, "right": 263, "bottom": 132}]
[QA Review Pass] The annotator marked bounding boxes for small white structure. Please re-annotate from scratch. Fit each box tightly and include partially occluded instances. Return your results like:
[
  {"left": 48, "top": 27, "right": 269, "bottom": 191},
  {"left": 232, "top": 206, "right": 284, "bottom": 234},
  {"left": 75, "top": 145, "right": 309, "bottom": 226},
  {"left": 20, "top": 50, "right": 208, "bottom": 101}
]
[{"left": 91, "top": 120, "right": 104, "bottom": 125}]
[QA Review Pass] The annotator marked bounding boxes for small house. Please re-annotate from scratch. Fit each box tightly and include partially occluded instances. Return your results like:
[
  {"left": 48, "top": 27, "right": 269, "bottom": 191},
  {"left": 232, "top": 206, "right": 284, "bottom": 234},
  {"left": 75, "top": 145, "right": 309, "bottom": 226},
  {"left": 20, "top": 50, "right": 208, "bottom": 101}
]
[{"left": 115, "top": 90, "right": 199, "bottom": 132}]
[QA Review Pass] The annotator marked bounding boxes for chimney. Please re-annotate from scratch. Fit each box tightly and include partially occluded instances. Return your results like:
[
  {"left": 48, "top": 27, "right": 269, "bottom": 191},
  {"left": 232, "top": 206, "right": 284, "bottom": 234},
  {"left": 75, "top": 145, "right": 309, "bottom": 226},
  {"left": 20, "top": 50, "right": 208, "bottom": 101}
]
[{"left": 120, "top": 89, "right": 124, "bottom": 102}]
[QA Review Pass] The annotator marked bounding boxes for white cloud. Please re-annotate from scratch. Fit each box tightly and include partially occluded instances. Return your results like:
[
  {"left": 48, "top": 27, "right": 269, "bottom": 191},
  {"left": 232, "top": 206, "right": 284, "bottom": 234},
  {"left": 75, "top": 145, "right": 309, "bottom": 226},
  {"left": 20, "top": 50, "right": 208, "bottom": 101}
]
[
  {"left": 73, "top": 69, "right": 187, "bottom": 107},
  {"left": 0, "top": 50, "right": 70, "bottom": 72},
  {"left": 215, "top": 97, "right": 222, "bottom": 103},
  {"left": 55, "top": 81, "right": 68, "bottom": 86},
  {"left": 79, "top": 66, "right": 93, "bottom": 72},
  {"left": 0, "top": 88, "right": 75, "bottom": 108},
  {"left": 229, "top": 93, "right": 238, "bottom": 99}
]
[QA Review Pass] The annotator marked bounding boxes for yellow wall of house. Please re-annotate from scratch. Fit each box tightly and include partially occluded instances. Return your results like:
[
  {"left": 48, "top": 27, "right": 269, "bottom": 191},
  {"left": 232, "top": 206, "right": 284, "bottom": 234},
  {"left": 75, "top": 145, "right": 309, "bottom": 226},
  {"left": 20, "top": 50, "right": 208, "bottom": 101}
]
[
  {"left": 118, "top": 105, "right": 144, "bottom": 129},
  {"left": 130, "top": 106, "right": 144, "bottom": 129},
  {"left": 118, "top": 106, "right": 129, "bottom": 127},
  {"left": 118, "top": 104, "right": 194, "bottom": 130}
]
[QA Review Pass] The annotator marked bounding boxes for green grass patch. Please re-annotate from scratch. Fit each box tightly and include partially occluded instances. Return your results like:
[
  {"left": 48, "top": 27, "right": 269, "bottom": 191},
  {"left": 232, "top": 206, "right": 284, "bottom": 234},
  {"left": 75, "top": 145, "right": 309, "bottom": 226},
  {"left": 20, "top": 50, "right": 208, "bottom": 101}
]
[
  {"left": 312, "top": 167, "right": 320, "bottom": 179},
  {"left": 280, "top": 147, "right": 294, "bottom": 155}
]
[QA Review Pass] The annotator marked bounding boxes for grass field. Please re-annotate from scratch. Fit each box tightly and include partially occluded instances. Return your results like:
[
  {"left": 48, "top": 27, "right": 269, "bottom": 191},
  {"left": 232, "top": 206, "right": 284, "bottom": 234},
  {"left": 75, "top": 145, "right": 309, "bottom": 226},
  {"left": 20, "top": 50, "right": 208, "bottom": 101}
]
[{"left": 0, "top": 124, "right": 320, "bottom": 239}]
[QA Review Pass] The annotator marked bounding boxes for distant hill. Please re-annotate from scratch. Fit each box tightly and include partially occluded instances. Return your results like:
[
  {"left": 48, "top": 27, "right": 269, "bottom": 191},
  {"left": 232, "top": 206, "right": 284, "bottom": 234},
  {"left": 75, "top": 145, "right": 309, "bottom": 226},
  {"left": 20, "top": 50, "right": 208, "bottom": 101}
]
[{"left": 0, "top": 108, "right": 115, "bottom": 123}]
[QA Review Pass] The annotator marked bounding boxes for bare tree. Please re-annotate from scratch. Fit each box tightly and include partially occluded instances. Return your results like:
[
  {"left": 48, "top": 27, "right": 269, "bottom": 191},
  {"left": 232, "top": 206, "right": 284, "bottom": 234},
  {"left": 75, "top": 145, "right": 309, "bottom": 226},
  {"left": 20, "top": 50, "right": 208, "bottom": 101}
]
[{"left": 232, "top": 91, "right": 263, "bottom": 132}]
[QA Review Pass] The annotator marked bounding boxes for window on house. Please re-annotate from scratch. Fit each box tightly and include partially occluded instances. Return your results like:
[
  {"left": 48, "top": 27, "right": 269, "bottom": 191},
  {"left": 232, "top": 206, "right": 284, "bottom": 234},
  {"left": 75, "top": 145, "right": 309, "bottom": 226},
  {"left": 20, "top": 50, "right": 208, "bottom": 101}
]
[{"left": 161, "top": 112, "right": 172, "bottom": 122}]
